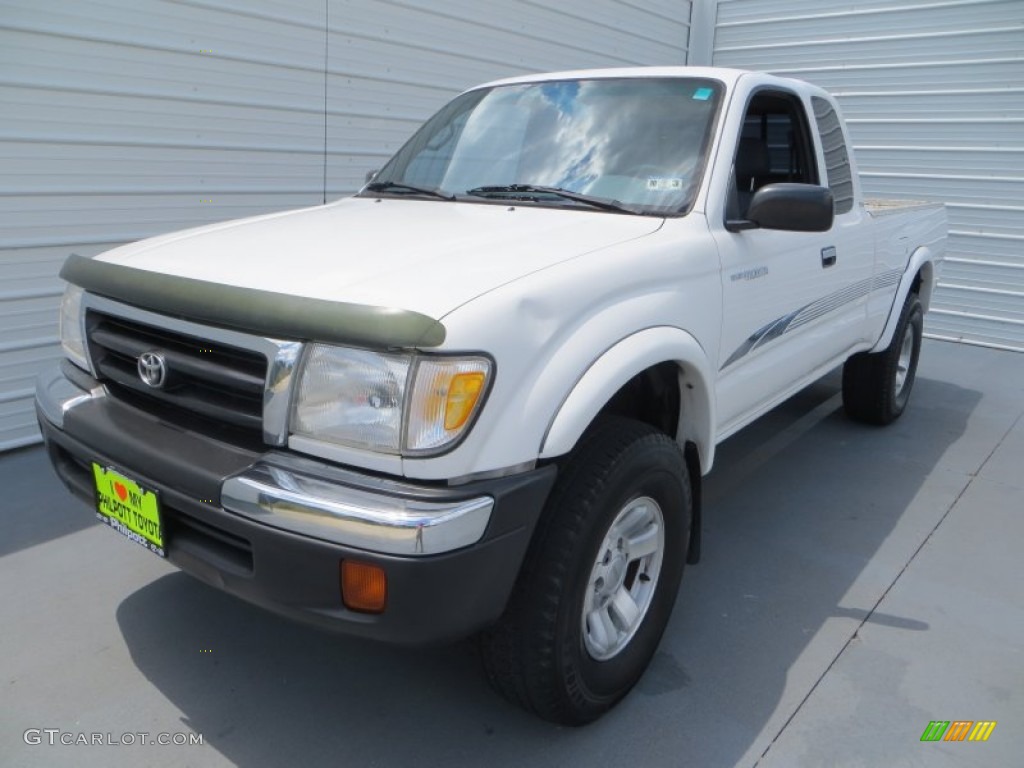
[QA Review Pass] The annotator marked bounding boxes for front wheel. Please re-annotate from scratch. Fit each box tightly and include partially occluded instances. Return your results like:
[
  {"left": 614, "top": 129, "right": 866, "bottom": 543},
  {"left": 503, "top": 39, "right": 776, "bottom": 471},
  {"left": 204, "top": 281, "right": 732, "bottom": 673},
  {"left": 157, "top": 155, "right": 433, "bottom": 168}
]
[
  {"left": 842, "top": 292, "right": 924, "bottom": 425},
  {"left": 479, "top": 417, "right": 691, "bottom": 725}
]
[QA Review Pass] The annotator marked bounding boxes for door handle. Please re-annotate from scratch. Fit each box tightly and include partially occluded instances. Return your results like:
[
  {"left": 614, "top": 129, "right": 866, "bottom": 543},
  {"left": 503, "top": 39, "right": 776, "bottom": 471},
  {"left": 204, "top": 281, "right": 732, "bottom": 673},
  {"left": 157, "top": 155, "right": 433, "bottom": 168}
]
[{"left": 821, "top": 246, "right": 837, "bottom": 268}]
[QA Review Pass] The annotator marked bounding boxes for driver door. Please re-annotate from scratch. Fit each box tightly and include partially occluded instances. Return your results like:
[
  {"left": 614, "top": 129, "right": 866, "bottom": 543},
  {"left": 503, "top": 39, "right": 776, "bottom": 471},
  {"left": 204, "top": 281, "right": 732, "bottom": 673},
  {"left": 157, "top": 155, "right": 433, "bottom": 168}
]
[{"left": 713, "top": 89, "right": 865, "bottom": 435}]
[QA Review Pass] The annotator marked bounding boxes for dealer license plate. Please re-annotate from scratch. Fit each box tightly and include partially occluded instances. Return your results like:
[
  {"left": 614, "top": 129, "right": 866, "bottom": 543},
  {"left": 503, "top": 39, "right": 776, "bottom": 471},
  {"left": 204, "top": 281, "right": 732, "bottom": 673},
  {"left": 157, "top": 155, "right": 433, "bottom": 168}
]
[{"left": 92, "top": 464, "right": 165, "bottom": 557}]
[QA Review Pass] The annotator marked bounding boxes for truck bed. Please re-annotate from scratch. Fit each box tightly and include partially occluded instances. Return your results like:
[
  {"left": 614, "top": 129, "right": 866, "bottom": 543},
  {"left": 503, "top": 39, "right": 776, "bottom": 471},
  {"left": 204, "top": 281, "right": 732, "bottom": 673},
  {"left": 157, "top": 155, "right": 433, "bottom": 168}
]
[
  {"left": 866, "top": 198, "right": 947, "bottom": 323},
  {"left": 865, "top": 198, "right": 944, "bottom": 217}
]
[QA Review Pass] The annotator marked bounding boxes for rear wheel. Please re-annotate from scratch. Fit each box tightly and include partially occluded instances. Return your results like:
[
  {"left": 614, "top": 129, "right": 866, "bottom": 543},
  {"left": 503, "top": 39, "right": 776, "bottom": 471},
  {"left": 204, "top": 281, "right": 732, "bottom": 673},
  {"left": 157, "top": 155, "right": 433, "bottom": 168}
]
[
  {"left": 842, "top": 292, "right": 923, "bottom": 425},
  {"left": 479, "top": 417, "right": 691, "bottom": 725}
]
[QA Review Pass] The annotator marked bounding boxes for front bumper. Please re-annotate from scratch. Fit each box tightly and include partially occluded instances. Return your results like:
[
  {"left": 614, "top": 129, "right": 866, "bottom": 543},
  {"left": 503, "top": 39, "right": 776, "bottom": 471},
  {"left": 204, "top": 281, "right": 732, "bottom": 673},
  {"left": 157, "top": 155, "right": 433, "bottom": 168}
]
[{"left": 36, "top": 362, "right": 556, "bottom": 645}]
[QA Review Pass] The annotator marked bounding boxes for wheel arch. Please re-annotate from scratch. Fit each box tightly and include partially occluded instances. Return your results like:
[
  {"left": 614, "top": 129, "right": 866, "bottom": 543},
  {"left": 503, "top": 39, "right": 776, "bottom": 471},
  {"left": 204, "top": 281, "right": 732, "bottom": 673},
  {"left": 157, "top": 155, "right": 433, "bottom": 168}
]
[
  {"left": 870, "top": 247, "right": 938, "bottom": 353},
  {"left": 539, "top": 326, "right": 716, "bottom": 474}
]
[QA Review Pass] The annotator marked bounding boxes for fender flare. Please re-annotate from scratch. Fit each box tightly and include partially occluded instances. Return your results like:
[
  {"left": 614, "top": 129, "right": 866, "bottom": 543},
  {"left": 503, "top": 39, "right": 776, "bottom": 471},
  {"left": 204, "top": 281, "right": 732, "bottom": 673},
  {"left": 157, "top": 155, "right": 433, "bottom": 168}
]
[
  {"left": 539, "top": 326, "right": 717, "bottom": 474},
  {"left": 870, "top": 246, "right": 938, "bottom": 353}
]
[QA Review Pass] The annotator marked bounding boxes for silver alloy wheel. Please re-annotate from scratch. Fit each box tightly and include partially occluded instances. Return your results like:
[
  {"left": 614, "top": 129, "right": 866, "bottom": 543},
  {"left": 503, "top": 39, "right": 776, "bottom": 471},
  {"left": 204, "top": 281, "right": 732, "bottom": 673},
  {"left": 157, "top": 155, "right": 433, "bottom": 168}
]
[
  {"left": 894, "top": 322, "right": 915, "bottom": 397},
  {"left": 582, "top": 496, "right": 665, "bottom": 661}
]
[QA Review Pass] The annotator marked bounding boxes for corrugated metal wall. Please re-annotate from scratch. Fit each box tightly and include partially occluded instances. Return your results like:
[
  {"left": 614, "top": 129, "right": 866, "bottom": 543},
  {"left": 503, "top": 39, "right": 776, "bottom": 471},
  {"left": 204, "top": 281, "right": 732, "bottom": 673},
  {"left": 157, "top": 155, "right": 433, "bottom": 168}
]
[
  {"left": 706, "top": 0, "right": 1024, "bottom": 352},
  {"left": 0, "top": 0, "right": 692, "bottom": 452}
]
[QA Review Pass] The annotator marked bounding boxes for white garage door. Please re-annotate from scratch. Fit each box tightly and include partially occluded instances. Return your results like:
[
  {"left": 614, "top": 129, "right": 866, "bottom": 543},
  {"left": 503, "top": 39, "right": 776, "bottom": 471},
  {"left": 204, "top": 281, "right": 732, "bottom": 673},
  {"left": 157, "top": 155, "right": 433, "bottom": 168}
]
[
  {"left": 708, "top": 0, "right": 1024, "bottom": 351},
  {"left": 0, "top": 0, "right": 692, "bottom": 451}
]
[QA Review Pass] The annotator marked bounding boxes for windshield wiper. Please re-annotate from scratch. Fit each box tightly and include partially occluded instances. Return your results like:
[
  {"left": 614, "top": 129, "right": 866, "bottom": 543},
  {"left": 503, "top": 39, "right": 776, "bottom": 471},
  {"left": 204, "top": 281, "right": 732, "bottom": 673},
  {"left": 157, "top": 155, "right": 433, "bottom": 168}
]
[
  {"left": 363, "top": 180, "right": 455, "bottom": 201},
  {"left": 464, "top": 184, "right": 638, "bottom": 214}
]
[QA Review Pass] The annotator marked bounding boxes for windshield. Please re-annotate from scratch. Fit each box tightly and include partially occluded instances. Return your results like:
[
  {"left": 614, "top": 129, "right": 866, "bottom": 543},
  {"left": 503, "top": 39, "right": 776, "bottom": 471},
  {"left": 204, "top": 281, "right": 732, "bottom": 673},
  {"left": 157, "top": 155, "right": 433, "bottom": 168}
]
[{"left": 364, "top": 77, "right": 724, "bottom": 215}]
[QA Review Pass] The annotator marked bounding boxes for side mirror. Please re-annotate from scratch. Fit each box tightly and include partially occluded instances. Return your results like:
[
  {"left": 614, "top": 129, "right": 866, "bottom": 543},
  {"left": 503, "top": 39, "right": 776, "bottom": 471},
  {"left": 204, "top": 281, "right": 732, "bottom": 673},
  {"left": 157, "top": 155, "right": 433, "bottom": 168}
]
[
  {"left": 728, "top": 183, "right": 834, "bottom": 233},
  {"left": 365, "top": 169, "right": 379, "bottom": 184}
]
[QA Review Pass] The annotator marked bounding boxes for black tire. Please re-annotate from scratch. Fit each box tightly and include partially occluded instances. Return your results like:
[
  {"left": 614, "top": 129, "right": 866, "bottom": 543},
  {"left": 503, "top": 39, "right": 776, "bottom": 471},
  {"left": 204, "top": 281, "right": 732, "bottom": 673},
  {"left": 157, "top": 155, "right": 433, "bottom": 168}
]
[
  {"left": 479, "top": 416, "right": 691, "bottom": 725},
  {"left": 842, "top": 292, "right": 923, "bottom": 425}
]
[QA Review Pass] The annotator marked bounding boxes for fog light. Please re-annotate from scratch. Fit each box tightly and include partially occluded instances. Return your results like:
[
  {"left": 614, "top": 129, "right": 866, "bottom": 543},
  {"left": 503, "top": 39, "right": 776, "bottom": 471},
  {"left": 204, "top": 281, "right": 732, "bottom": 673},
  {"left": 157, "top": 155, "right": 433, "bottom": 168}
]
[{"left": 341, "top": 560, "right": 387, "bottom": 614}]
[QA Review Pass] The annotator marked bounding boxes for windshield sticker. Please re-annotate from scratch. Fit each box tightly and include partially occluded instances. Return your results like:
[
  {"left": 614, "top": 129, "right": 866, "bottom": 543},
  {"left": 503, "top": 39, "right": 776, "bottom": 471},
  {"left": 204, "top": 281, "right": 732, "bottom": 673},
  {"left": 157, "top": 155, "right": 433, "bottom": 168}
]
[
  {"left": 692, "top": 87, "right": 714, "bottom": 101},
  {"left": 646, "top": 178, "right": 684, "bottom": 192}
]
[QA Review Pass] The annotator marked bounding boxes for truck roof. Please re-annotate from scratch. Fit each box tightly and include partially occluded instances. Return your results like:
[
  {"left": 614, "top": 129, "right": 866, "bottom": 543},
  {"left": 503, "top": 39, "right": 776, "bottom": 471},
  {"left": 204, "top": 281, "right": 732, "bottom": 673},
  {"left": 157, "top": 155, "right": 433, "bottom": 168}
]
[
  {"left": 470, "top": 66, "right": 828, "bottom": 101},
  {"left": 475, "top": 66, "right": 752, "bottom": 90}
]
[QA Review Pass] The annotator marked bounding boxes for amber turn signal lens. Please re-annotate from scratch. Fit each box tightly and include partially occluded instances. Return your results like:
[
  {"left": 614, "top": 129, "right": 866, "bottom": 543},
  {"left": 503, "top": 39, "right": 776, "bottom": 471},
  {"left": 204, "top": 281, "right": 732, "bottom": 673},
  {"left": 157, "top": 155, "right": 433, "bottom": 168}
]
[
  {"left": 341, "top": 560, "right": 387, "bottom": 614},
  {"left": 444, "top": 371, "right": 486, "bottom": 430}
]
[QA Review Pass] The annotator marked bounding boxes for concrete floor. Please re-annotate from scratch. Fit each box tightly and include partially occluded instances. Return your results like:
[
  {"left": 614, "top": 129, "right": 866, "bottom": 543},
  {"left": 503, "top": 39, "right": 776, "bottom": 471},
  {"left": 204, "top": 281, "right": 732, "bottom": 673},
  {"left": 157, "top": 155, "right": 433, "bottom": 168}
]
[{"left": 1, "top": 339, "right": 1021, "bottom": 767}]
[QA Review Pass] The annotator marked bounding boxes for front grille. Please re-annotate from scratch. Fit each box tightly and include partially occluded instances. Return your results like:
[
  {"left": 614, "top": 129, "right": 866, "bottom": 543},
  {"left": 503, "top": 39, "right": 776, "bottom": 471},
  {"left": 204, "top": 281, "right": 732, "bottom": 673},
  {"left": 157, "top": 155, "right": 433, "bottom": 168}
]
[
  {"left": 86, "top": 311, "right": 268, "bottom": 438},
  {"left": 168, "top": 507, "right": 254, "bottom": 575}
]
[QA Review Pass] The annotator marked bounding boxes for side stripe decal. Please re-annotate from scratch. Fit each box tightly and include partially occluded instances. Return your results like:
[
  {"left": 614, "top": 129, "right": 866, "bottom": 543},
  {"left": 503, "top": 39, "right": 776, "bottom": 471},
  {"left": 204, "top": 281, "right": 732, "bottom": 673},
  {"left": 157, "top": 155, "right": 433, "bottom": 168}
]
[{"left": 721, "top": 268, "right": 902, "bottom": 370}]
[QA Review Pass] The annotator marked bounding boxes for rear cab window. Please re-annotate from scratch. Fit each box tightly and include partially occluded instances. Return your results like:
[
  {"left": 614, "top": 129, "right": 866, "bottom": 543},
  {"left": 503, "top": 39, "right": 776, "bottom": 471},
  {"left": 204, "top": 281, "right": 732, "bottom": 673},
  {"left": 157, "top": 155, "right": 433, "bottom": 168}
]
[{"left": 811, "top": 96, "right": 855, "bottom": 215}]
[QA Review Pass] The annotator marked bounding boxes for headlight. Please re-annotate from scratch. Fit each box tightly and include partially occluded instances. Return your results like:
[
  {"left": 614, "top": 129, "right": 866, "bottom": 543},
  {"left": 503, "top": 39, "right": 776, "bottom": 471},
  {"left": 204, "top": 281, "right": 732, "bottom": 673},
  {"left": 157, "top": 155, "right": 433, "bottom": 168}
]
[
  {"left": 59, "top": 284, "right": 88, "bottom": 369},
  {"left": 291, "top": 344, "right": 491, "bottom": 455},
  {"left": 292, "top": 346, "right": 411, "bottom": 453}
]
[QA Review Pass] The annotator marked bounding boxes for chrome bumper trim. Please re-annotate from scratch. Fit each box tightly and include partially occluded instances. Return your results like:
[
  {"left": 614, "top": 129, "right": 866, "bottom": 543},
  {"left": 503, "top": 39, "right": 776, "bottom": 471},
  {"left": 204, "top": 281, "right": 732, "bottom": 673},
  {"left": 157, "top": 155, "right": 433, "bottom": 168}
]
[
  {"left": 222, "top": 463, "right": 493, "bottom": 557},
  {"left": 35, "top": 364, "right": 105, "bottom": 428}
]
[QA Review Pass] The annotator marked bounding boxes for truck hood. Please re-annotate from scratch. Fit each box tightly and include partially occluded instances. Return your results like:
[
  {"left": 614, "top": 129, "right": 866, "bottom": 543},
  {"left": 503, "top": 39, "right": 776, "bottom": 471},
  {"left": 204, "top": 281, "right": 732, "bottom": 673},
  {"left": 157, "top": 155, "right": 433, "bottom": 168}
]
[{"left": 93, "top": 197, "right": 663, "bottom": 319}]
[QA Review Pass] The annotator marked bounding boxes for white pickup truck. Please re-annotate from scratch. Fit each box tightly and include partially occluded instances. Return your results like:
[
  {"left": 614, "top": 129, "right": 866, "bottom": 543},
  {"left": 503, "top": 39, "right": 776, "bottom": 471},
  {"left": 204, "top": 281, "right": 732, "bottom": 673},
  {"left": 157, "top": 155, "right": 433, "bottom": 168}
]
[{"left": 37, "top": 66, "right": 946, "bottom": 724}]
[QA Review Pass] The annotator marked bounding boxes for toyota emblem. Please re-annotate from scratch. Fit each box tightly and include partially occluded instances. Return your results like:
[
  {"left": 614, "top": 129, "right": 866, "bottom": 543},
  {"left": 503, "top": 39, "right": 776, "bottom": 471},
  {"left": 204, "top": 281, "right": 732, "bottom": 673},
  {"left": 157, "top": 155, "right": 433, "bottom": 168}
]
[{"left": 137, "top": 351, "right": 168, "bottom": 389}]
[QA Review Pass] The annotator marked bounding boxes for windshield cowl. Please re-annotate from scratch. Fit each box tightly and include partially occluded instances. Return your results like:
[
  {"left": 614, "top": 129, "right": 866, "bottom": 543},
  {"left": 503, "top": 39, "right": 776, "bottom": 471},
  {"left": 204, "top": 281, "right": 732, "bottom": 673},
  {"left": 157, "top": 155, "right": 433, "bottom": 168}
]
[
  {"left": 363, "top": 180, "right": 455, "bottom": 201},
  {"left": 463, "top": 184, "right": 642, "bottom": 215}
]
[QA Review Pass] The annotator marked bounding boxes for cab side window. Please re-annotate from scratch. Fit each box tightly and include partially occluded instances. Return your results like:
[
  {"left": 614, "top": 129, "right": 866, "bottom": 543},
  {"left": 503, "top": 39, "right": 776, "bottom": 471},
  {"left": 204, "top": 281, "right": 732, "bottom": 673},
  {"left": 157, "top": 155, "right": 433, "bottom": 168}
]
[
  {"left": 811, "top": 96, "right": 854, "bottom": 215},
  {"left": 729, "top": 91, "right": 819, "bottom": 219}
]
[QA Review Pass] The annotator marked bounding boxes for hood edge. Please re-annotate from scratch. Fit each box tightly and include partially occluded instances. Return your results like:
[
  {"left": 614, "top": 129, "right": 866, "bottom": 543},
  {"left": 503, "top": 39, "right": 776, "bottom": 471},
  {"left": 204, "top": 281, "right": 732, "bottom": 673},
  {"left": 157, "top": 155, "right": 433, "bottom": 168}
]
[{"left": 60, "top": 253, "right": 446, "bottom": 349}]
